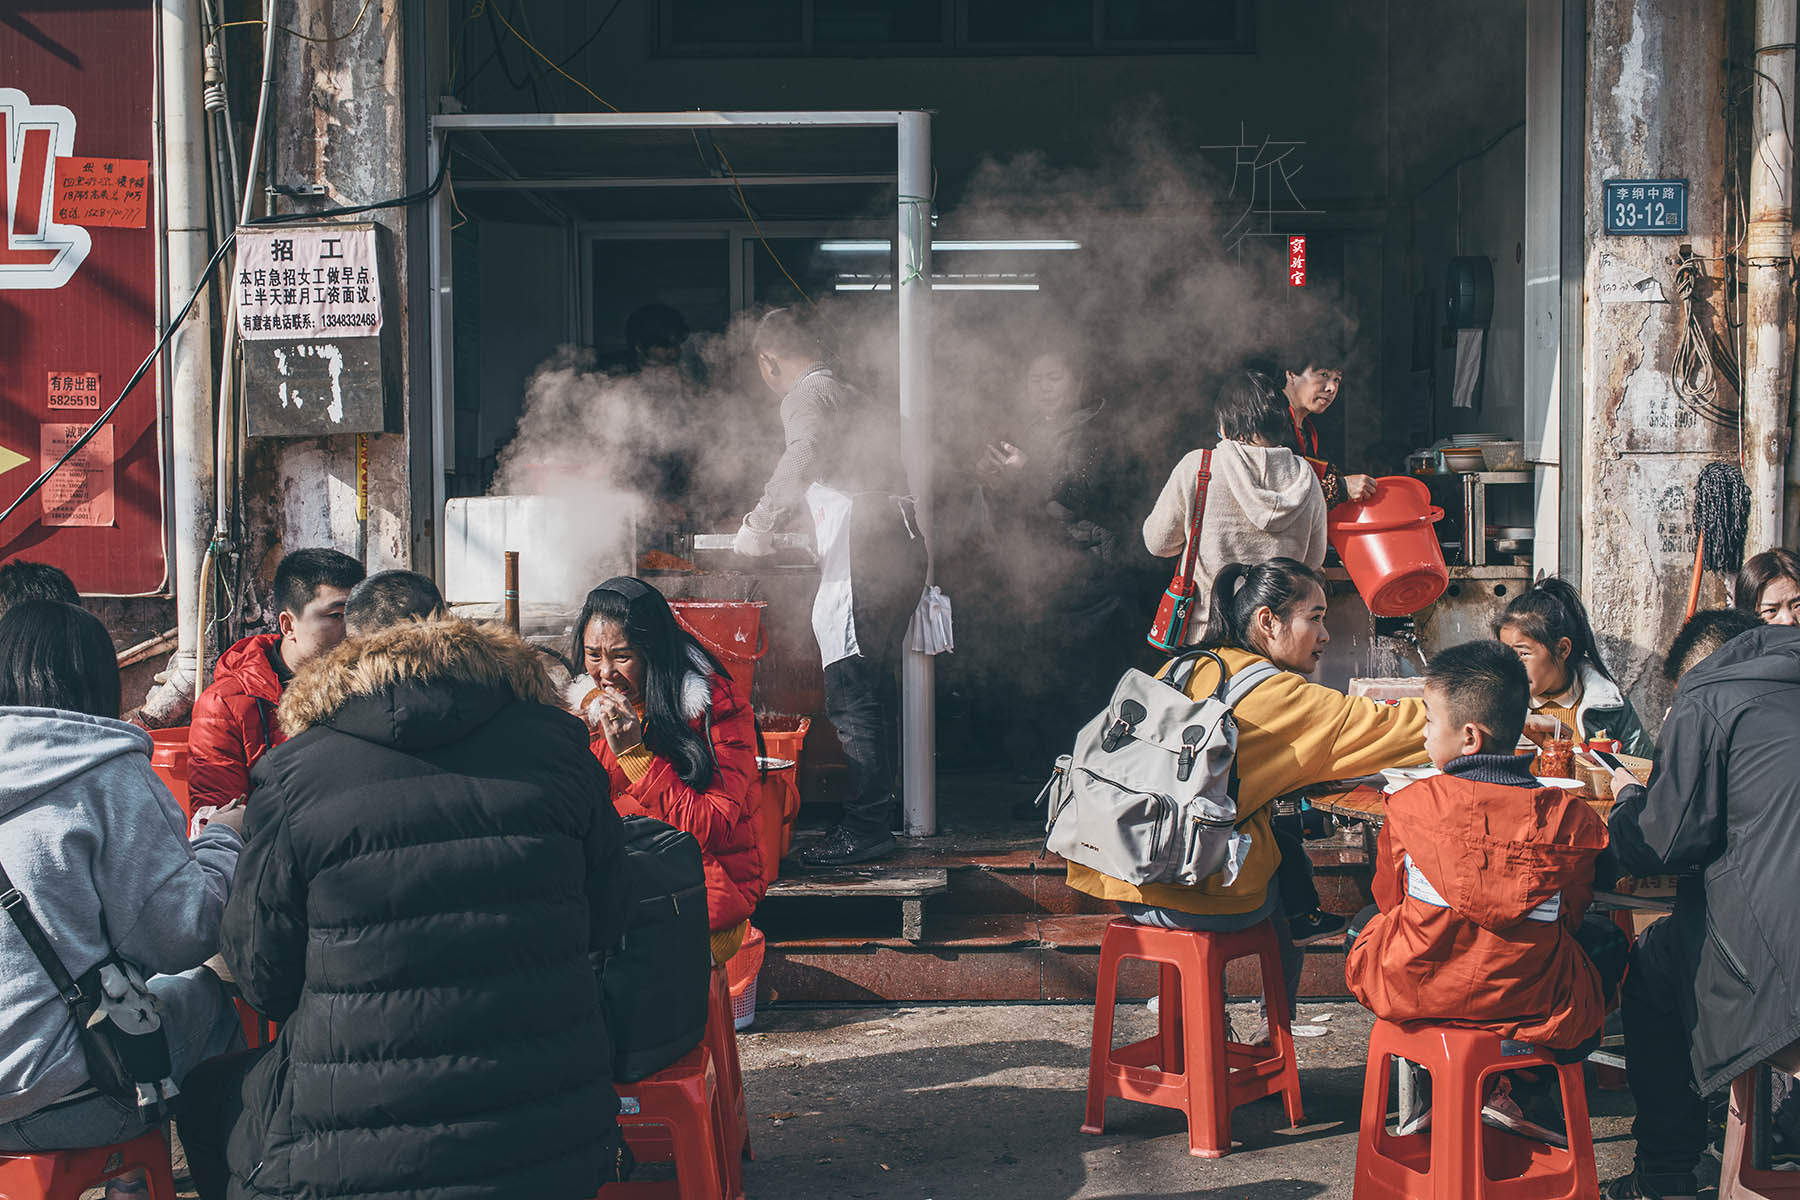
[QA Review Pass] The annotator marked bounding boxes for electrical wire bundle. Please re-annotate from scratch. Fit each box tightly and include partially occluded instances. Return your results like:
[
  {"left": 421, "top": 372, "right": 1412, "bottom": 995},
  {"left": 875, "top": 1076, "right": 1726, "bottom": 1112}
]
[{"left": 1671, "top": 254, "right": 1743, "bottom": 429}]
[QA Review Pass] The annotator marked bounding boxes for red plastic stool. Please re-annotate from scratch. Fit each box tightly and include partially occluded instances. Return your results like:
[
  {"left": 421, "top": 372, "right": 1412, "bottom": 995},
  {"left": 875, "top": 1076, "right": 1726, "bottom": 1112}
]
[
  {"left": 1353, "top": 1020, "right": 1598, "bottom": 1199},
  {"left": 615, "top": 1046, "right": 728, "bottom": 1200},
  {"left": 1720, "top": 1047, "right": 1800, "bottom": 1199},
  {"left": 0, "top": 1127, "right": 177, "bottom": 1199},
  {"left": 707, "top": 966, "right": 753, "bottom": 1166},
  {"left": 1081, "top": 917, "right": 1304, "bottom": 1158}
]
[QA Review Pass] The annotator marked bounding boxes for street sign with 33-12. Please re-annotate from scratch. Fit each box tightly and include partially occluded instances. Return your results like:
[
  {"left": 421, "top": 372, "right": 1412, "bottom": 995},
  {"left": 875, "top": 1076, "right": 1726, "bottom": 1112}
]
[{"left": 1603, "top": 179, "right": 1687, "bottom": 235}]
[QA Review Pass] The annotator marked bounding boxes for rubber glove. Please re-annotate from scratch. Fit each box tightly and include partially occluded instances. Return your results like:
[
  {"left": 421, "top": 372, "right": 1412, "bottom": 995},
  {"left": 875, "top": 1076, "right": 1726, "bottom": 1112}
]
[{"left": 733, "top": 517, "right": 776, "bottom": 557}]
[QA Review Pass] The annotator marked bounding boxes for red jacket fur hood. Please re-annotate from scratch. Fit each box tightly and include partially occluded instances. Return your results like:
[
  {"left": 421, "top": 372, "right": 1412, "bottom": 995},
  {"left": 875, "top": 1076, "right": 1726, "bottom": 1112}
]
[
  {"left": 1344, "top": 766, "right": 1609, "bottom": 1049},
  {"left": 572, "top": 653, "right": 765, "bottom": 932}
]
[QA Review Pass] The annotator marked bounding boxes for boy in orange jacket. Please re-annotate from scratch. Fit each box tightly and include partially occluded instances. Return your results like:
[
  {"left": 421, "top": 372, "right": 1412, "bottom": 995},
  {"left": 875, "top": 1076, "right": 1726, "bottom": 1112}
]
[{"left": 1345, "top": 639, "right": 1624, "bottom": 1146}]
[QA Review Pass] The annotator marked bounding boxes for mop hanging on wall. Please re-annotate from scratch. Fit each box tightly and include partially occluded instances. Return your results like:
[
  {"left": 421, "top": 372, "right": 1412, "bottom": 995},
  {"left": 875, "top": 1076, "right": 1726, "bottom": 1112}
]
[{"left": 1684, "top": 461, "right": 1752, "bottom": 620}]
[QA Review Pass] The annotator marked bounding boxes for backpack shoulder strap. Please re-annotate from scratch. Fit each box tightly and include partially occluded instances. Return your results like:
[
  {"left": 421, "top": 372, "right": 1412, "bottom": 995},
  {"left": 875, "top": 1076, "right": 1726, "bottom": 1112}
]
[
  {"left": 0, "top": 858, "right": 86, "bottom": 1009},
  {"left": 1223, "top": 661, "right": 1282, "bottom": 708}
]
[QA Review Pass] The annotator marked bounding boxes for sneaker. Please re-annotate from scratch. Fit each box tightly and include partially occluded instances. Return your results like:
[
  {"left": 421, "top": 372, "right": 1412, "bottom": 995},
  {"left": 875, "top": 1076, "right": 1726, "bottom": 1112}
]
[
  {"left": 1481, "top": 1073, "right": 1568, "bottom": 1148},
  {"left": 1289, "top": 909, "right": 1349, "bottom": 946},
  {"left": 797, "top": 825, "right": 898, "bottom": 867},
  {"left": 1602, "top": 1169, "right": 1699, "bottom": 1199},
  {"left": 1394, "top": 1060, "right": 1432, "bottom": 1136}
]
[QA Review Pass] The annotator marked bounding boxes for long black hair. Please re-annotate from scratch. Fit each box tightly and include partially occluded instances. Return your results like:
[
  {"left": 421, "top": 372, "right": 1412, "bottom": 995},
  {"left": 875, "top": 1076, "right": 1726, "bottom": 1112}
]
[
  {"left": 572, "top": 577, "right": 727, "bottom": 790},
  {"left": 1198, "top": 558, "right": 1329, "bottom": 656},
  {"left": 1494, "top": 577, "right": 1616, "bottom": 684},
  {"left": 0, "top": 600, "right": 122, "bottom": 718}
]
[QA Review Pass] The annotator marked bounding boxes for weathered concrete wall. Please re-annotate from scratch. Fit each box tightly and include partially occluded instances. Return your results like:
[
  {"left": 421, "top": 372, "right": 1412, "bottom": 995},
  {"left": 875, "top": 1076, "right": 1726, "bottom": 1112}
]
[
  {"left": 1581, "top": 0, "right": 1736, "bottom": 731},
  {"left": 243, "top": 0, "right": 413, "bottom": 606}
]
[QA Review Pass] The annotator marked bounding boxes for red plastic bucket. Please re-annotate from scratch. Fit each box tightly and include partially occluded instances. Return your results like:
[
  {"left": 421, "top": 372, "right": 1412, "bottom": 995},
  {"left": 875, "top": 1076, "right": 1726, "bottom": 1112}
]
[
  {"left": 669, "top": 600, "right": 769, "bottom": 700},
  {"left": 752, "top": 756, "right": 797, "bottom": 886},
  {"left": 1327, "top": 476, "right": 1449, "bottom": 617},
  {"left": 148, "top": 727, "right": 192, "bottom": 817}
]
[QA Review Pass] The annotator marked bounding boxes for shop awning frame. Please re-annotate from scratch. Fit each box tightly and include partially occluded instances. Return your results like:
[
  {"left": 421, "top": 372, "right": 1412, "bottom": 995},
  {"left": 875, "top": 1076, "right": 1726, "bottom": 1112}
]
[{"left": 425, "top": 109, "right": 939, "bottom": 837}]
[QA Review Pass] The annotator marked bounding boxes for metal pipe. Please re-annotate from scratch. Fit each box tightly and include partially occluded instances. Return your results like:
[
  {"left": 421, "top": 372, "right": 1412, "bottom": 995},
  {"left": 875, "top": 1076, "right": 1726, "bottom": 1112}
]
[
  {"left": 1742, "top": 5, "right": 1796, "bottom": 556},
  {"left": 432, "top": 111, "right": 912, "bottom": 131},
  {"left": 897, "top": 110, "right": 935, "bottom": 838},
  {"left": 141, "top": 0, "right": 219, "bottom": 724},
  {"left": 503, "top": 550, "right": 520, "bottom": 632}
]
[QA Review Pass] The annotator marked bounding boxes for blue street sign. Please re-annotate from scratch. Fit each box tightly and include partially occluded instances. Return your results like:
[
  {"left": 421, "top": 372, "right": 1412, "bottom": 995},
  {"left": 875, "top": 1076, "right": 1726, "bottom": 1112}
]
[{"left": 1603, "top": 179, "right": 1688, "bottom": 235}]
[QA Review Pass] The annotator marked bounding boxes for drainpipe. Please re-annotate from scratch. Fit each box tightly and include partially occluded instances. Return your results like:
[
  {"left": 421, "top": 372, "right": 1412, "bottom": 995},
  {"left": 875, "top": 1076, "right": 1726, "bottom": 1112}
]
[
  {"left": 1742, "top": 3, "right": 1796, "bottom": 558},
  {"left": 140, "top": 0, "right": 217, "bottom": 725},
  {"left": 897, "top": 110, "right": 935, "bottom": 838}
]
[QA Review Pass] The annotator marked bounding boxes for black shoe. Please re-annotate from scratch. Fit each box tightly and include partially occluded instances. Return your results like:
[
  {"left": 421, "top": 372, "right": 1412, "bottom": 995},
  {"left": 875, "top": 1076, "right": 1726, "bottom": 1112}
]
[
  {"left": 797, "top": 825, "right": 897, "bottom": 867},
  {"left": 1602, "top": 1169, "right": 1698, "bottom": 1199},
  {"left": 1288, "top": 909, "right": 1349, "bottom": 946}
]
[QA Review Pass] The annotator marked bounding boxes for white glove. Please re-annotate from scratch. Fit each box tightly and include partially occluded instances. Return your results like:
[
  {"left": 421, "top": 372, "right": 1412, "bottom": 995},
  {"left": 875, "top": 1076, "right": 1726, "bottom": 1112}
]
[{"left": 733, "top": 517, "right": 776, "bottom": 558}]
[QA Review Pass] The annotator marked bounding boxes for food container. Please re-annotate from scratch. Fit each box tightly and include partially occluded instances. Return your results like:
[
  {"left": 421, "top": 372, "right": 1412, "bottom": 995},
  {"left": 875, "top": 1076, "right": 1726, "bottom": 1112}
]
[
  {"left": 1536, "top": 737, "right": 1575, "bottom": 779},
  {"left": 1442, "top": 448, "right": 1488, "bottom": 473},
  {"left": 1480, "top": 441, "right": 1525, "bottom": 471}
]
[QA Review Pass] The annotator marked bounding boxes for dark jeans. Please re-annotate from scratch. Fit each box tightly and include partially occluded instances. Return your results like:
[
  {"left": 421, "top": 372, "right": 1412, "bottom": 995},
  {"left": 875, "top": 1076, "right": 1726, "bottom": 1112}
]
[
  {"left": 1273, "top": 825, "right": 1321, "bottom": 915},
  {"left": 177, "top": 1046, "right": 268, "bottom": 1200},
  {"left": 823, "top": 654, "right": 896, "bottom": 839},
  {"left": 1621, "top": 905, "right": 1710, "bottom": 1178}
]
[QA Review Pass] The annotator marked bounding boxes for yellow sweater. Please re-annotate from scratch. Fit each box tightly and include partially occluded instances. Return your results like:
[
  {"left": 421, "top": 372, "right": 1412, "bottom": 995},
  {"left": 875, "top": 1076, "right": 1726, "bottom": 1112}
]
[{"left": 1065, "top": 647, "right": 1429, "bottom": 915}]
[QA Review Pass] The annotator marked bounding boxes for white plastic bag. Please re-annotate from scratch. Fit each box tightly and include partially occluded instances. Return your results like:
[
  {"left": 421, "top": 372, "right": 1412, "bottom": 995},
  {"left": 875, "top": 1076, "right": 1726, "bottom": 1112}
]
[{"left": 907, "top": 586, "right": 955, "bottom": 655}]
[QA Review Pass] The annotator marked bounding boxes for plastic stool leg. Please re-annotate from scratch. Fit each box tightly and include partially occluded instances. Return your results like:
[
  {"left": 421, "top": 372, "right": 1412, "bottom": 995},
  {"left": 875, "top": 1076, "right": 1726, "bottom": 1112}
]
[
  {"left": 1436, "top": 1048, "right": 1490, "bottom": 1200},
  {"left": 1157, "top": 962, "right": 1184, "bottom": 1075},
  {"left": 1184, "top": 940, "right": 1231, "bottom": 1158},
  {"left": 1082, "top": 933, "right": 1123, "bottom": 1135},
  {"left": 1556, "top": 1059, "right": 1601, "bottom": 1198},
  {"left": 1351, "top": 1047, "right": 1397, "bottom": 1200},
  {"left": 667, "top": 1109, "right": 727, "bottom": 1200},
  {"left": 1257, "top": 938, "right": 1306, "bottom": 1127}
]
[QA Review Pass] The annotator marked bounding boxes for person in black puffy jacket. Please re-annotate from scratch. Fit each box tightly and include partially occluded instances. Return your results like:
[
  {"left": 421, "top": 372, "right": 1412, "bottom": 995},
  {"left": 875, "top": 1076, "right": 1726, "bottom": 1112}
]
[
  {"left": 1602, "top": 614, "right": 1800, "bottom": 1200},
  {"left": 180, "top": 615, "right": 629, "bottom": 1200}
]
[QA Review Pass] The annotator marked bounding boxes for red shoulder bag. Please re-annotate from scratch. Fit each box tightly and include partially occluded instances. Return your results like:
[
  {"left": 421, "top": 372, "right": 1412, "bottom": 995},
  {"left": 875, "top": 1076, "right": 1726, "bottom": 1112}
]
[{"left": 1146, "top": 450, "right": 1212, "bottom": 653}]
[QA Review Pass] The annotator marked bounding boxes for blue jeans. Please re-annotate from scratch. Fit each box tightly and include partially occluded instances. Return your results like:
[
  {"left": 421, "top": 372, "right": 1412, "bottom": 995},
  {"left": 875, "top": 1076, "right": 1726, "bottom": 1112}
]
[
  {"left": 1121, "top": 882, "right": 1304, "bottom": 1012},
  {"left": 0, "top": 967, "right": 245, "bottom": 1152}
]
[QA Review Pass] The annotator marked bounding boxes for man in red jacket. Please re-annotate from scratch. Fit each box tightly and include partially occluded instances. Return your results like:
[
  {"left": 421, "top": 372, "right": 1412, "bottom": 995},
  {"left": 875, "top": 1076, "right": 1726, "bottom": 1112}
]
[{"left": 187, "top": 548, "right": 363, "bottom": 811}]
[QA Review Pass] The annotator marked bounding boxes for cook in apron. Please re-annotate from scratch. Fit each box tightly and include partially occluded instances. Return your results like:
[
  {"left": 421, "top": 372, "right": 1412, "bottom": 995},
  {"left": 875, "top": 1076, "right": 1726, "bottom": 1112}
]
[{"left": 806, "top": 482, "right": 927, "bottom": 670}]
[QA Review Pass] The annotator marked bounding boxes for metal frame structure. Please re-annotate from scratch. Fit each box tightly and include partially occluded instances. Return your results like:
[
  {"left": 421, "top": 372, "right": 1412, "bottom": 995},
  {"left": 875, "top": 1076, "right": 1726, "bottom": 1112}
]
[{"left": 426, "top": 109, "right": 939, "bottom": 836}]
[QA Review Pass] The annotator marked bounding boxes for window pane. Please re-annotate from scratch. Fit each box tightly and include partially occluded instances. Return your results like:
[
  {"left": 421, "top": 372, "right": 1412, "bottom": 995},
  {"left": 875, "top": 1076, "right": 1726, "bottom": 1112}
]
[
  {"left": 965, "top": 0, "right": 1091, "bottom": 45},
  {"left": 669, "top": 0, "right": 803, "bottom": 46},
  {"left": 1103, "top": 0, "right": 1243, "bottom": 43},
  {"left": 815, "top": 0, "right": 945, "bottom": 45}
]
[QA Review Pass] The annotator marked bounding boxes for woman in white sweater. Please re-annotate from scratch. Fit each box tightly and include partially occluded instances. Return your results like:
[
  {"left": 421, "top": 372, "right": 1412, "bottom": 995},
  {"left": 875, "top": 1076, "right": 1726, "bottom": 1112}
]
[{"left": 1143, "top": 369, "right": 1328, "bottom": 645}]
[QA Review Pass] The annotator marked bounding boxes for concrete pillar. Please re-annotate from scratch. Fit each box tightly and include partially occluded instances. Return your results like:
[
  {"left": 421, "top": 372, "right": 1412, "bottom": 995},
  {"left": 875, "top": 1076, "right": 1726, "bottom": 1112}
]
[
  {"left": 248, "top": 0, "right": 411, "bottom": 578},
  {"left": 1743, "top": 2, "right": 1796, "bottom": 556},
  {"left": 1580, "top": 0, "right": 1735, "bottom": 729}
]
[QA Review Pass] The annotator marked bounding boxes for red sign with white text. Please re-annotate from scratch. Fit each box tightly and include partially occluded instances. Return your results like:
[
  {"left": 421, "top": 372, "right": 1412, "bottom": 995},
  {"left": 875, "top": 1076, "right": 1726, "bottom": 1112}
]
[
  {"left": 1288, "top": 235, "right": 1307, "bottom": 287},
  {"left": 0, "top": 3, "right": 165, "bottom": 593}
]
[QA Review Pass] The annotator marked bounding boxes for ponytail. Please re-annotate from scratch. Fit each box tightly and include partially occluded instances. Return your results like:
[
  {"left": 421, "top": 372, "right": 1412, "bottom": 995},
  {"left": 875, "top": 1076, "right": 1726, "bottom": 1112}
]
[
  {"left": 1199, "top": 558, "right": 1329, "bottom": 656},
  {"left": 1494, "top": 577, "right": 1615, "bottom": 684}
]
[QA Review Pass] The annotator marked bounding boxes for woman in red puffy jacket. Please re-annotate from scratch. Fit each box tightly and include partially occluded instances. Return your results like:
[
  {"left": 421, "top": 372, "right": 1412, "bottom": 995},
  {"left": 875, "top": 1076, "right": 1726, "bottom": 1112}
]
[{"left": 568, "top": 577, "right": 765, "bottom": 963}]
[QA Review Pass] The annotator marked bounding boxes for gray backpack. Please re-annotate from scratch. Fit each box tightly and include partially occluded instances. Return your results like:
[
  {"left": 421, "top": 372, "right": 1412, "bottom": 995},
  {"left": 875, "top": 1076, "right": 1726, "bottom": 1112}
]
[{"left": 1042, "top": 649, "right": 1280, "bottom": 888}]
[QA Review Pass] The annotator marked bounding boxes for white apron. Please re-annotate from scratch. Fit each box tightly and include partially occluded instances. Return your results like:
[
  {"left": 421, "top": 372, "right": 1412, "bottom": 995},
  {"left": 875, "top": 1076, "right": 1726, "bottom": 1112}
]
[{"left": 807, "top": 481, "right": 860, "bottom": 668}]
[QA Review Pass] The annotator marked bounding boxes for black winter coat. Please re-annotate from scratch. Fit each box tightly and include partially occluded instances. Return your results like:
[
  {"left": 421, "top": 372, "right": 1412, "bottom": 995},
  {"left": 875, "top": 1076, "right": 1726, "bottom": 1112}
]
[
  {"left": 219, "top": 618, "right": 628, "bottom": 1200},
  {"left": 1608, "top": 623, "right": 1800, "bottom": 1094}
]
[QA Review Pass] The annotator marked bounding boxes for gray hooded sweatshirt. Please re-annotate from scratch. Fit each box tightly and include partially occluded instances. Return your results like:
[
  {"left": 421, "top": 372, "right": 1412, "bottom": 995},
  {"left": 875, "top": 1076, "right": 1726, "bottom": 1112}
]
[{"left": 0, "top": 708, "right": 242, "bottom": 1122}]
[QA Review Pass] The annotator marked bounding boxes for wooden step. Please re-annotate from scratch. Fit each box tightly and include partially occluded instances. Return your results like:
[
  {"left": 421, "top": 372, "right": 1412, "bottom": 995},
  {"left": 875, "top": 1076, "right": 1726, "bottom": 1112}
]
[{"left": 762, "top": 868, "right": 947, "bottom": 941}]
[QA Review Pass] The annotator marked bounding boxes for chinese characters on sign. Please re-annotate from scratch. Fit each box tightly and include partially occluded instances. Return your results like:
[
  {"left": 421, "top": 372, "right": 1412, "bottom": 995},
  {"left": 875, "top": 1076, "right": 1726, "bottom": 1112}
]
[
  {"left": 39, "top": 424, "right": 113, "bottom": 527},
  {"left": 1602, "top": 179, "right": 1688, "bottom": 236},
  {"left": 52, "top": 157, "right": 149, "bottom": 229},
  {"left": 1288, "top": 235, "right": 1307, "bottom": 288},
  {"left": 46, "top": 371, "right": 101, "bottom": 410},
  {"left": 235, "top": 227, "right": 383, "bottom": 341},
  {"left": 1200, "top": 123, "right": 1318, "bottom": 251}
]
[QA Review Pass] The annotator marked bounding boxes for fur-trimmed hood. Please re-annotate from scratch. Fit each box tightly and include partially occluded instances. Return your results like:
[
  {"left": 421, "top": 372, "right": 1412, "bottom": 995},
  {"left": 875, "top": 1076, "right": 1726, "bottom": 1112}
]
[{"left": 279, "top": 617, "right": 559, "bottom": 748}]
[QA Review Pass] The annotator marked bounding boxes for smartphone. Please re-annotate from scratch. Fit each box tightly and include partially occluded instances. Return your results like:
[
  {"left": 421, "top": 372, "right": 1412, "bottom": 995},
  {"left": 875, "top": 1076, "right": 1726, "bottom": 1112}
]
[{"left": 1589, "top": 748, "right": 1625, "bottom": 773}]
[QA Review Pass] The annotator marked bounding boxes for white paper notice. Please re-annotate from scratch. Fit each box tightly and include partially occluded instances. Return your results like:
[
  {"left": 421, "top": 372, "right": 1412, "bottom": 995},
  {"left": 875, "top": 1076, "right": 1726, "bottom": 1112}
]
[
  {"left": 235, "top": 226, "right": 382, "bottom": 341},
  {"left": 40, "top": 424, "right": 114, "bottom": 527}
]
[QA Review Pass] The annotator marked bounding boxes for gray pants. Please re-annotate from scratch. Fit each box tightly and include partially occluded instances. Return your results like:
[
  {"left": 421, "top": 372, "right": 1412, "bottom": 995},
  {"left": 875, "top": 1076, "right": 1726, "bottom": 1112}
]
[
  {"left": 0, "top": 967, "right": 245, "bottom": 1152},
  {"left": 1120, "top": 882, "right": 1304, "bottom": 1013}
]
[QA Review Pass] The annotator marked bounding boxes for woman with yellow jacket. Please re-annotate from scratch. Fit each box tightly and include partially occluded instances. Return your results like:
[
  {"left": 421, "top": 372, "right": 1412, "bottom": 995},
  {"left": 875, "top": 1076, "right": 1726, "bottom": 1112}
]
[{"left": 1066, "top": 558, "right": 1429, "bottom": 1006}]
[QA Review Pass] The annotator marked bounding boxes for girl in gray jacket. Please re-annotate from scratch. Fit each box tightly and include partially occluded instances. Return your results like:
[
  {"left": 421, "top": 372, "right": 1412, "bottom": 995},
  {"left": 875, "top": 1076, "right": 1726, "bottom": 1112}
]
[{"left": 0, "top": 601, "right": 244, "bottom": 1152}]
